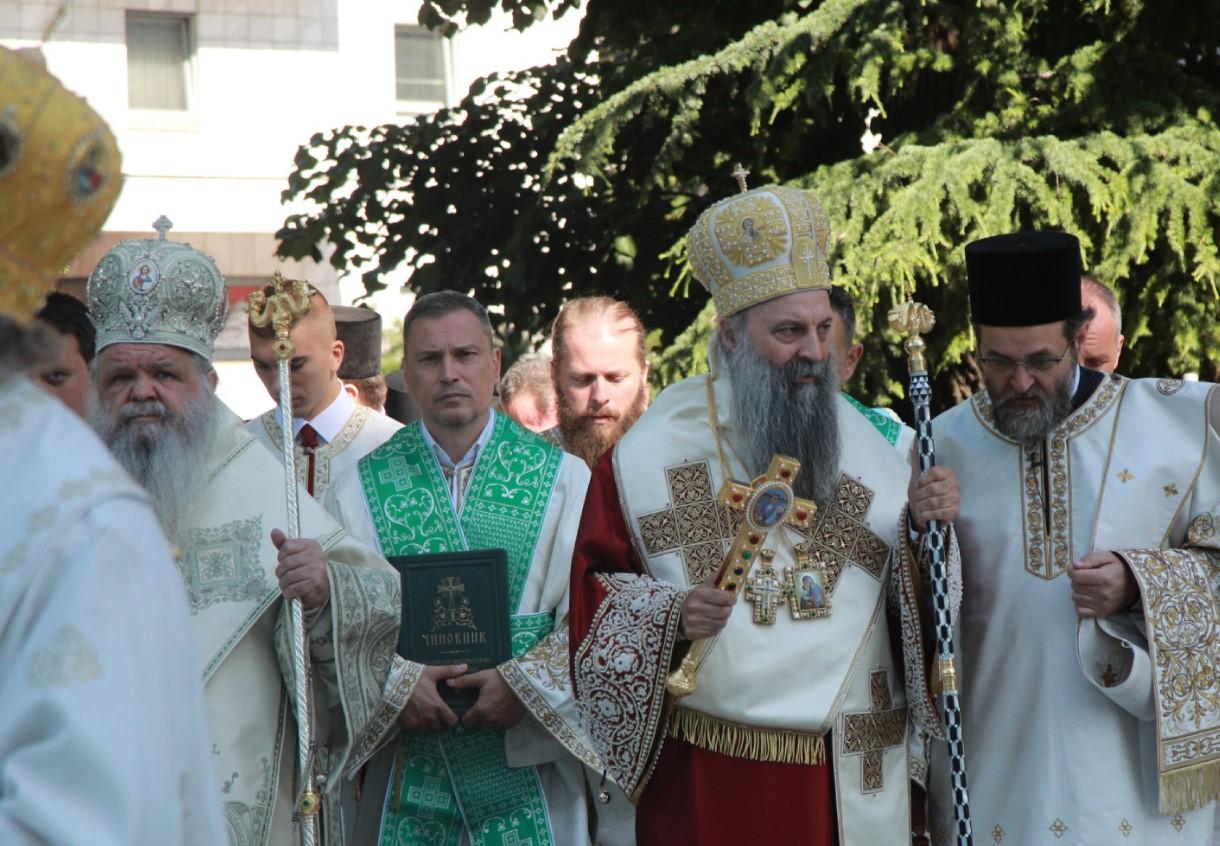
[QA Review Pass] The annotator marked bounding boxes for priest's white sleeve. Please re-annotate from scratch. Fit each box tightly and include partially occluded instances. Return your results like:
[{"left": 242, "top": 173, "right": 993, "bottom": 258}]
[
  {"left": 1075, "top": 615, "right": 1155, "bottom": 721},
  {"left": 0, "top": 496, "right": 226, "bottom": 845}
]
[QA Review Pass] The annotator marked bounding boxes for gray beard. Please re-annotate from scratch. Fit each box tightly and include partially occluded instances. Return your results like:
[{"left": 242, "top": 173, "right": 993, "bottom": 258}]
[
  {"left": 990, "top": 371, "right": 1074, "bottom": 443},
  {"left": 721, "top": 335, "right": 841, "bottom": 504},
  {"left": 92, "top": 391, "right": 216, "bottom": 539}
]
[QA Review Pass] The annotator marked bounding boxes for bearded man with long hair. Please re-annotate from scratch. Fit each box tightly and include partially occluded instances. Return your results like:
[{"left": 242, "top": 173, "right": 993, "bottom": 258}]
[
  {"left": 87, "top": 227, "right": 422, "bottom": 845},
  {"left": 568, "top": 184, "right": 960, "bottom": 846}
]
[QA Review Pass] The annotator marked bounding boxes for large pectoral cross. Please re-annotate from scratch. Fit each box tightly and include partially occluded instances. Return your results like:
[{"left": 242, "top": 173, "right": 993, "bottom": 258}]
[
  {"left": 666, "top": 455, "right": 817, "bottom": 697},
  {"left": 713, "top": 455, "right": 817, "bottom": 596}
]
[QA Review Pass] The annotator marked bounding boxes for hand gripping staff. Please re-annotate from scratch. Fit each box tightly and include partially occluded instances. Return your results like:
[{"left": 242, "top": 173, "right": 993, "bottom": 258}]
[
  {"left": 889, "top": 301, "right": 973, "bottom": 846},
  {"left": 247, "top": 273, "right": 321, "bottom": 845}
]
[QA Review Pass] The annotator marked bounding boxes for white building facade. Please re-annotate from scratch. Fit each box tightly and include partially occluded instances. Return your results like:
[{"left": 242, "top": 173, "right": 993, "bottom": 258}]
[{"left": 2, "top": 0, "right": 578, "bottom": 416}]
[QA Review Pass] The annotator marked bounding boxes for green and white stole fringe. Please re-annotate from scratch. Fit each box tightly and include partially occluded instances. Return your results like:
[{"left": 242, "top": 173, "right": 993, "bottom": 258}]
[
  {"left": 843, "top": 393, "right": 902, "bottom": 446},
  {"left": 359, "top": 415, "right": 563, "bottom": 846}
]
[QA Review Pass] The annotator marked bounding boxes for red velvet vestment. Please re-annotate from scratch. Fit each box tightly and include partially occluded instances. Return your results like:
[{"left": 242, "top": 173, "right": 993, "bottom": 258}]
[{"left": 569, "top": 451, "right": 838, "bottom": 846}]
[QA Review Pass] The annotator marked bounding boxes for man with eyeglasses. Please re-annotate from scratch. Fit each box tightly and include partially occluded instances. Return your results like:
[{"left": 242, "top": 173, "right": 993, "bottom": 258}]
[{"left": 915, "top": 231, "right": 1220, "bottom": 845}]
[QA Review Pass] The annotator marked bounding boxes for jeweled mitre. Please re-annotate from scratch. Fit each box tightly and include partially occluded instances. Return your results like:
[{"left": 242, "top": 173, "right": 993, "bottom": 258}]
[
  {"left": 687, "top": 185, "right": 832, "bottom": 317},
  {"left": 87, "top": 219, "right": 229, "bottom": 359},
  {"left": 0, "top": 47, "right": 122, "bottom": 323}
]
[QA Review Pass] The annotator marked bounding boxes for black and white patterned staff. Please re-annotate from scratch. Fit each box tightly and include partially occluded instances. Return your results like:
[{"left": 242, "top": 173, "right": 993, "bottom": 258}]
[{"left": 890, "top": 301, "right": 974, "bottom": 846}]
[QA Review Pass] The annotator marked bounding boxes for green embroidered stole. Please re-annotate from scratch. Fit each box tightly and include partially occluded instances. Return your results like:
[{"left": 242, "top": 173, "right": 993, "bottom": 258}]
[
  {"left": 843, "top": 392, "right": 902, "bottom": 446},
  {"left": 359, "top": 414, "right": 563, "bottom": 846}
]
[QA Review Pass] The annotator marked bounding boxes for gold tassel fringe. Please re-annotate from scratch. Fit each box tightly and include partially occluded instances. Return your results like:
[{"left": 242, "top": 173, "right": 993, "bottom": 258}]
[
  {"left": 665, "top": 707, "right": 825, "bottom": 765},
  {"left": 1160, "top": 760, "right": 1220, "bottom": 814}
]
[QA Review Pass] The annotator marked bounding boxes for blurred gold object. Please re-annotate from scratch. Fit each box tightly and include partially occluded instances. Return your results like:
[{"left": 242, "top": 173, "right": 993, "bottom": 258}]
[
  {"left": 931, "top": 655, "right": 958, "bottom": 696},
  {"left": 0, "top": 47, "right": 122, "bottom": 322},
  {"left": 298, "top": 790, "right": 320, "bottom": 816},
  {"left": 248, "top": 271, "right": 312, "bottom": 361},
  {"left": 888, "top": 301, "right": 936, "bottom": 374}
]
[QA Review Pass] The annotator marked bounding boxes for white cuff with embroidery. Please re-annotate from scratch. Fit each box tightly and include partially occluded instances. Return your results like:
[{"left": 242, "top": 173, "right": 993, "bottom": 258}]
[{"left": 1076, "top": 614, "right": 1153, "bottom": 722}]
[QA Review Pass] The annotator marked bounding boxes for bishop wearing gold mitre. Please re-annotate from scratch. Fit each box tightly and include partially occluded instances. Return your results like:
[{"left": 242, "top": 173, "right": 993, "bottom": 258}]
[{"left": 568, "top": 176, "right": 960, "bottom": 846}]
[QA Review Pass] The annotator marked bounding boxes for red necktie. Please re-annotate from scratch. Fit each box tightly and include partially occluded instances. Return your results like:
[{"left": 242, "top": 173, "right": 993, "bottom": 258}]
[{"left": 298, "top": 423, "right": 319, "bottom": 496}]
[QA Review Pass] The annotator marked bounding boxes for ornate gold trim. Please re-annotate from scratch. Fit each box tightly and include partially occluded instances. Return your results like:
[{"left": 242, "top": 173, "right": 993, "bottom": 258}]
[
  {"left": 1120, "top": 546, "right": 1220, "bottom": 813},
  {"left": 344, "top": 656, "right": 423, "bottom": 775},
  {"left": 498, "top": 653, "right": 603, "bottom": 771},
  {"left": 259, "top": 405, "right": 373, "bottom": 494},
  {"left": 665, "top": 706, "right": 825, "bottom": 765},
  {"left": 973, "top": 377, "right": 1127, "bottom": 581}
]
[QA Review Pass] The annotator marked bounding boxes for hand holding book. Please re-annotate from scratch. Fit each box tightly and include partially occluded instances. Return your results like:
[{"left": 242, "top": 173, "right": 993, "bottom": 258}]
[
  {"left": 448, "top": 669, "right": 525, "bottom": 730},
  {"left": 398, "top": 663, "right": 468, "bottom": 733}
]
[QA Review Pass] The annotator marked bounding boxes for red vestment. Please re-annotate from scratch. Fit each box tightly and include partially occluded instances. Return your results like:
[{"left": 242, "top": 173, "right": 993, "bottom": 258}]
[{"left": 569, "top": 452, "right": 838, "bottom": 846}]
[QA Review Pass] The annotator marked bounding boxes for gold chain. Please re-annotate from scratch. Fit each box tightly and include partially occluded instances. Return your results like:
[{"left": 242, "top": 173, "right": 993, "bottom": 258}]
[{"left": 705, "top": 370, "right": 733, "bottom": 482}]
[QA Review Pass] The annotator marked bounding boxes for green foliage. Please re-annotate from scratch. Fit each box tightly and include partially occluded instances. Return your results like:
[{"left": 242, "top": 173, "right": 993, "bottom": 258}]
[
  {"left": 280, "top": 0, "right": 1220, "bottom": 414},
  {"left": 416, "top": 0, "right": 580, "bottom": 36}
]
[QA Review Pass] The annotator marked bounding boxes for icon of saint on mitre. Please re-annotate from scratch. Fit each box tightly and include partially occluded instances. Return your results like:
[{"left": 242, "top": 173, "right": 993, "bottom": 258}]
[{"left": 129, "top": 259, "right": 160, "bottom": 295}]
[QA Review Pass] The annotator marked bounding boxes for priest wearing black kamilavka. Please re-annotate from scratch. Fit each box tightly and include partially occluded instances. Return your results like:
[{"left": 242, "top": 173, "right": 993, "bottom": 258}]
[{"left": 911, "top": 231, "right": 1220, "bottom": 845}]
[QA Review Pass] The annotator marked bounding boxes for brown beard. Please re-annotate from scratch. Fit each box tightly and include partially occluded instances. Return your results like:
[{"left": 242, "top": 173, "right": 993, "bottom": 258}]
[{"left": 557, "top": 381, "right": 648, "bottom": 467}]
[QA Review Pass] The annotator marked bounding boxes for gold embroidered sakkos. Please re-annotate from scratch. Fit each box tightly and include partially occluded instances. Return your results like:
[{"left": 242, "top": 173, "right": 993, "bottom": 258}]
[
  {"left": 841, "top": 669, "right": 907, "bottom": 794},
  {"left": 636, "top": 461, "right": 741, "bottom": 585}
]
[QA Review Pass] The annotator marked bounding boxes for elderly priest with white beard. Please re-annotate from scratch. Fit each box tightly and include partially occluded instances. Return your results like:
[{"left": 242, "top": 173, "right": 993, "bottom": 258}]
[
  {"left": 86, "top": 227, "right": 423, "bottom": 846},
  {"left": 916, "top": 231, "right": 1220, "bottom": 846},
  {"left": 568, "top": 180, "right": 960, "bottom": 846}
]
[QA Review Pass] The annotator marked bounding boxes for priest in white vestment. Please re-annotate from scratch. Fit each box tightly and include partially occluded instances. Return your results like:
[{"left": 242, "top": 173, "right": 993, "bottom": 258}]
[
  {"left": 247, "top": 290, "right": 401, "bottom": 497},
  {"left": 0, "top": 368, "right": 228, "bottom": 845},
  {"left": 569, "top": 183, "right": 960, "bottom": 846},
  {"left": 86, "top": 227, "right": 423, "bottom": 846},
  {"left": 0, "top": 46, "right": 226, "bottom": 844},
  {"left": 914, "top": 231, "right": 1220, "bottom": 846},
  {"left": 324, "top": 291, "right": 606, "bottom": 846}
]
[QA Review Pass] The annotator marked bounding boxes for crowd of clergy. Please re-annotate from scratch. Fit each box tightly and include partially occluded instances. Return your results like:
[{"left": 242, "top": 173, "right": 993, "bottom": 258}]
[{"left": 3, "top": 43, "right": 1220, "bottom": 846}]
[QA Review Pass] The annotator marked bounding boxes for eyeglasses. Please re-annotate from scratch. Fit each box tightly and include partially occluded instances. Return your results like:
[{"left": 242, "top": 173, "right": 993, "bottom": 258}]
[{"left": 977, "top": 342, "right": 1072, "bottom": 376}]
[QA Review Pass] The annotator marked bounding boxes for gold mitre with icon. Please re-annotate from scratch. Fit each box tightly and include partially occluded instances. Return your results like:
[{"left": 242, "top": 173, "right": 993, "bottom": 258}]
[
  {"left": 0, "top": 46, "right": 122, "bottom": 323},
  {"left": 86, "top": 216, "right": 229, "bottom": 359},
  {"left": 687, "top": 171, "right": 833, "bottom": 317}
]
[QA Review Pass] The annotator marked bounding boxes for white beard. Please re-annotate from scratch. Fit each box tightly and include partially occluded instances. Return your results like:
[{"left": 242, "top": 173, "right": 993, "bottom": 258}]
[{"left": 92, "top": 390, "right": 216, "bottom": 539}]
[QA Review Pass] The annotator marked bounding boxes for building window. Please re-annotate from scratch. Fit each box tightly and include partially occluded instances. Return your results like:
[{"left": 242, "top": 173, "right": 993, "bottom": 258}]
[
  {"left": 395, "top": 25, "right": 448, "bottom": 105},
  {"left": 127, "top": 14, "right": 193, "bottom": 111}
]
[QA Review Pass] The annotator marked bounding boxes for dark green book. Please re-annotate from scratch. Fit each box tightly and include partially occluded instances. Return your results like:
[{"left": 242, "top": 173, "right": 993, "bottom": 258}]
[{"left": 388, "top": 549, "right": 511, "bottom": 716}]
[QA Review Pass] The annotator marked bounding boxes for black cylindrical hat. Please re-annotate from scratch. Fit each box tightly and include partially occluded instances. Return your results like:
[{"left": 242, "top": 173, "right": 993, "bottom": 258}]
[
  {"left": 384, "top": 369, "right": 421, "bottom": 424},
  {"left": 334, "top": 305, "right": 382, "bottom": 380},
  {"left": 965, "top": 231, "right": 1083, "bottom": 326}
]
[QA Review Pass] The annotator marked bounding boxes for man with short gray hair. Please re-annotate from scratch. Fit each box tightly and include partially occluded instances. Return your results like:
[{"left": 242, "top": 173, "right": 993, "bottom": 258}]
[
  {"left": 324, "top": 290, "right": 603, "bottom": 846},
  {"left": 500, "top": 352, "right": 559, "bottom": 434},
  {"left": 1079, "top": 275, "right": 1125, "bottom": 373}
]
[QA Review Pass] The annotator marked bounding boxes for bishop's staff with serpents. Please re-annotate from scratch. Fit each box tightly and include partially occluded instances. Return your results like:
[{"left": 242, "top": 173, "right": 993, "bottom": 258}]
[{"left": 248, "top": 274, "right": 322, "bottom": 846}]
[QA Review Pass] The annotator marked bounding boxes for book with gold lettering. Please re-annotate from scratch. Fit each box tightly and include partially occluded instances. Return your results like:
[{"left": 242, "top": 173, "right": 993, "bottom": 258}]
[{"left": 388, "top": 549, "right": 511, "bottom": 715}]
